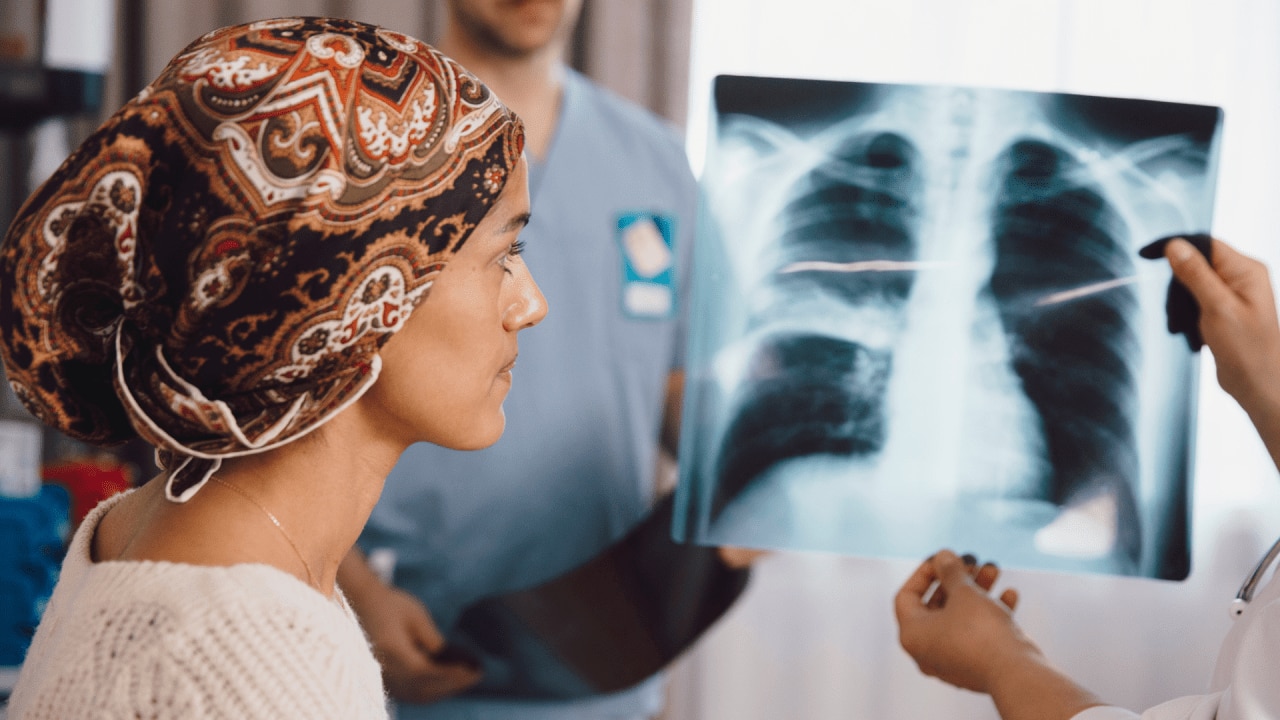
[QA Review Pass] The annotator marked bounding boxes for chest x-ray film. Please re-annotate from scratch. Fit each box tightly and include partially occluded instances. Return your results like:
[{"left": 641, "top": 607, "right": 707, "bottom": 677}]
[{"left": 673, "top": 75, "right": 1223, "bottom": 580}]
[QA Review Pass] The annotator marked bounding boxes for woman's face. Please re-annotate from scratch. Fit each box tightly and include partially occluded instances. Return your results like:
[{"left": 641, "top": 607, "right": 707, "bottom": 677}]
[{"left": 367, "top": 159, "right": 546, "bottom": 450}]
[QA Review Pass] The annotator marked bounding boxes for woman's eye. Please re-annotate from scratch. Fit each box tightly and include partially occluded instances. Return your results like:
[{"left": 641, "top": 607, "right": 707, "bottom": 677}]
[{"left": 502, "top": 240, "right": 527, "bottom": 274}]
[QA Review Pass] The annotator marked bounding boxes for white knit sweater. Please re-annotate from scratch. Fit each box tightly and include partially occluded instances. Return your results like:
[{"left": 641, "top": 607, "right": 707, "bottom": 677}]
[{"left": 7, "top": 491, "right": 389, "bottom": 719}]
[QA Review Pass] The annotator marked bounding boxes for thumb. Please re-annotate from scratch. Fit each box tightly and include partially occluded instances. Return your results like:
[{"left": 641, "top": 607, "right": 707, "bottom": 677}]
[
  {"left": 933, "top": 550, "right": 972, "bottom": 589},
  {"left": 1167, "top": 238, "right": 1233, "bottom": 310},
  {"left": 407, "top": 605, "right": 447, "bottom": 655}
]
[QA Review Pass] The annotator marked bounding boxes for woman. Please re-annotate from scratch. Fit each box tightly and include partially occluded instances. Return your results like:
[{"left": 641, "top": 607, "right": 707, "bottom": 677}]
[
  {"left": 895, "top": 237, "right": 1280, "bottom": 719},
  {"left": 1, "top": 17, "right": 544, "bottom": 719}
]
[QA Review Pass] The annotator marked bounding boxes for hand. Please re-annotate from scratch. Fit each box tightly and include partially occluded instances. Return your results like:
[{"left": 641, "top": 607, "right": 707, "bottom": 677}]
[
  {"left": 347, "top": 579, "right": 482, "bottom": 704},
  {"left": 894, "top": 550, "right": 1037, "bottom": 694},
  {"left": 1165, "top": 238, "right": 1280, "bottom": 408},
  {"left": 717, "top": 545, "right": 768, "bottom": 569}
]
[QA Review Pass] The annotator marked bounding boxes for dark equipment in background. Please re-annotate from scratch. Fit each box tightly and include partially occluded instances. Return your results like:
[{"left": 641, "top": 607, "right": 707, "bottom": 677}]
[{"left": 0, "top": 1, "right": 110, "bottom": 129}]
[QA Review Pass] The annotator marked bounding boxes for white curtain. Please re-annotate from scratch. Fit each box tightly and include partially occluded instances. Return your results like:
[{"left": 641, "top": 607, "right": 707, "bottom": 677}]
[
  {"left": 663, "top": 1, "right": 1280, "bottom": 719},
  {"left": 576, "top": 0, "right": 695, "bottom": 128}
]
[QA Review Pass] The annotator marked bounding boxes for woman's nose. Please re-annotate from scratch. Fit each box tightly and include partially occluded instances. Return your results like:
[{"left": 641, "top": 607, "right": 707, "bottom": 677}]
[{"left": 505, "top": 261, "right": 548, "bottom": 331}]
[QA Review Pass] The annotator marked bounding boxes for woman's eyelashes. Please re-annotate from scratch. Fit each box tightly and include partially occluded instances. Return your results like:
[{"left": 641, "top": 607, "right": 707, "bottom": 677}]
[{"left": 501, "top": 240, "right": 527, "bottom": 273}]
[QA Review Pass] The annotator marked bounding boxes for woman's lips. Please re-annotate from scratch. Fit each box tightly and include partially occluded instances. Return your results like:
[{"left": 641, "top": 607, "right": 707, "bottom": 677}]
[{"left": 498, "top": 354, "right": 518, "bottom": 375}]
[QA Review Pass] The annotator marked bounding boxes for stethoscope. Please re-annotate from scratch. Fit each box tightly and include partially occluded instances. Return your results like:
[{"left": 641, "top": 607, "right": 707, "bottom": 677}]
[{"left": 1230, "top": 534, "right": 1280, "bottom": 618}]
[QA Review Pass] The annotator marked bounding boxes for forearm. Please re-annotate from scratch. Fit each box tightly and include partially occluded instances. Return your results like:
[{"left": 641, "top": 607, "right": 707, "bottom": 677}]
[
  {"left": 659, "top": 370, "right": 684, "bottom": 457},
  {"left": 337, "top": 546, "right": 387, "bottom": 607},
  {"left": 986, "top": 651, "right": 1106, "bottom": 720},
  {"left": 1240, "top": 380, "right": 1280, "bottom": 475}
]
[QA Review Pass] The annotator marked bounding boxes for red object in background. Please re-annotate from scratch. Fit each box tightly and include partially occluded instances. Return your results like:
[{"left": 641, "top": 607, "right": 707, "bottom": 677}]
[{"left": 41, "top": 458, "right": 133, "bottom": 527}]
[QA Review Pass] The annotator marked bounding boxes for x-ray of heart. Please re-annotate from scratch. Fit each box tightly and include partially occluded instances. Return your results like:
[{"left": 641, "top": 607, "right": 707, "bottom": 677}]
[{"left": 673, "top": 75, "right": 1223, "bottom": 580}]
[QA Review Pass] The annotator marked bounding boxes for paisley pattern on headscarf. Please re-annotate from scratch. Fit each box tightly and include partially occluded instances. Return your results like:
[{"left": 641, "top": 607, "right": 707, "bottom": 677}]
[{"left": 0, "top": 17, "right": 525, "bottom": 501}]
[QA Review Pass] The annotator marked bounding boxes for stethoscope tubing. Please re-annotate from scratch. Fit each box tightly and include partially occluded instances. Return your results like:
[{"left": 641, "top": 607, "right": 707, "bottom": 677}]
[{"left": 1231, "top": 534, "right": 1280, "bottom": 618}]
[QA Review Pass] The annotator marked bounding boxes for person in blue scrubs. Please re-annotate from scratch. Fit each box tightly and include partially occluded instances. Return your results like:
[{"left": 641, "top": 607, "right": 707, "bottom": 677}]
[{"left": 338, "top": 2, "right": 708, "bottom": 718}]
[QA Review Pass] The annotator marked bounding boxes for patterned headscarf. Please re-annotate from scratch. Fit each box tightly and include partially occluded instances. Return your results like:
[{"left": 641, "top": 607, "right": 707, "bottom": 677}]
[{"left": 0, "top": 17, "right": 525, "bottom": 501}]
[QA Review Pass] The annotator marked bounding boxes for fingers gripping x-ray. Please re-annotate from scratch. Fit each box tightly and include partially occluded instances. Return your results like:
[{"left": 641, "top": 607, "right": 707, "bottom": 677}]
[{"left": 675, "top": 77, "right": 1221, "bottom": 579}]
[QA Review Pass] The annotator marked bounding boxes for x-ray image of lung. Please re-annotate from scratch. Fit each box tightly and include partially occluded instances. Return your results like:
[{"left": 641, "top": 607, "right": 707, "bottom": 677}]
[{"left": 673, "top": 75, "right": 1223, "bottom": 580}]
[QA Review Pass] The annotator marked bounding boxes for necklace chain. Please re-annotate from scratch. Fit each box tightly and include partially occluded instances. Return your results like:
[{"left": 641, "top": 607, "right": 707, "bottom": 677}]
[{"left": 208, "top": 476, "right": 319, "bottom": 591}]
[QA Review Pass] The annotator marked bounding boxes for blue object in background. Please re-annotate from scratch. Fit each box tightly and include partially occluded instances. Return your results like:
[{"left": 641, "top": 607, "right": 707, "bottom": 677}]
[{"left": 0, "top": 485, "right": 70, "bottom": 667}]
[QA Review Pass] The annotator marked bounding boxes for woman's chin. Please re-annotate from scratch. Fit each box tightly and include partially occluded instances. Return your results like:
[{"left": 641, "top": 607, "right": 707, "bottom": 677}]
[{"left": 431, "top": 413, "right": 507, "bottom": 451}]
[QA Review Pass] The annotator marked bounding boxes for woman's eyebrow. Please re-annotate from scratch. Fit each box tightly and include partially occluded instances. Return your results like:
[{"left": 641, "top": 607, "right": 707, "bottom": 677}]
[{"left": 501, "top": 212, "right": 532, "bottom": 234}]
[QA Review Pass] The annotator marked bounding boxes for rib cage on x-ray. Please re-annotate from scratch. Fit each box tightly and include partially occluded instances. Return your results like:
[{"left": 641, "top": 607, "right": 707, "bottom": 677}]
[
  {"left": 679, "top": 79, "right": 1219, "bottom": 578},
  {"left": 711, "top": 131, "right": 922, "bottom": 516},
  {"left": 987, "top": 139, "right": 1141, "bottom": 564},
  {"left": 708, "top": 131, "right": 1143, "bottom": 569}
]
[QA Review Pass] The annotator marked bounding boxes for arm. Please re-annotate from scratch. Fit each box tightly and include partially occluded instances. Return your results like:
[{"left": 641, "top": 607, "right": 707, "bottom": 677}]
[
  {"left": 659, "top": 369, "right": 684, "bottom": 457},
  {"left": 337, "top": 547, "right": 481, "bottom": 703},
  {"left": 895, "top": 550, "right": 1105, "bottom": 720},
  {"left": 1165, "top": 238, "right": 1280, "bottom": 471}
]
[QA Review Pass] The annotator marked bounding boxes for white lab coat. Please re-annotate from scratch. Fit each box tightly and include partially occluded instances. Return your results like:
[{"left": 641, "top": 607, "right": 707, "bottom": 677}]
[{"left": 1074, "top": 558, "right": 1280, "bottom": 720}]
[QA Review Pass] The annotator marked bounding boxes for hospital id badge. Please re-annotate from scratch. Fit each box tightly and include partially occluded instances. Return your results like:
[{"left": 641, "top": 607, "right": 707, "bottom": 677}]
[{"left": 616, "top": 211, "right": 676, "bottom": 319}]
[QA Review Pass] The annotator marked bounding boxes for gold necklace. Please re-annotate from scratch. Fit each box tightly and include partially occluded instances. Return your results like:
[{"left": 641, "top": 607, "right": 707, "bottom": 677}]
[{"left": 208, "top": 475, "right": 319, "bottom": 592}]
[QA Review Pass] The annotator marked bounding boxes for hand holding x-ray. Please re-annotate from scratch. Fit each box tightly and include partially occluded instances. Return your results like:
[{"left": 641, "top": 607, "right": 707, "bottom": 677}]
[{"left": 1162, "top": 238, "right": 1280, "bottom": 472}]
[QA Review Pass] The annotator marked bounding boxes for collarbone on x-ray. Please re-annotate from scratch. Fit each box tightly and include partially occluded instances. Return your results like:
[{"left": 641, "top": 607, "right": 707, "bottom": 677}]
[{"left": 676, "top": 78, "right": 1220, "bottom": 580}]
